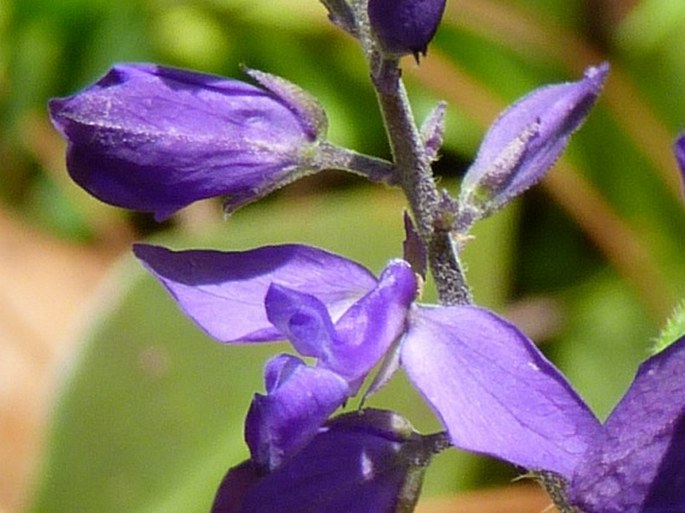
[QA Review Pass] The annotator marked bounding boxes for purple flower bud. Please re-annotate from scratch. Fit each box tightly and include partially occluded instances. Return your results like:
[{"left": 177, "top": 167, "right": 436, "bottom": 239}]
[
  {"left": 368, "top": 0, "right": 447, "bottom": 59},
  {"left": 457, "top": 63, "right": 609, "bottom": 232},
  {"left": 49, "top": 64, "right": 327, "bottom": 220},
  {"left": 674, "top": 132, "right": 685, "bottom": 196}
]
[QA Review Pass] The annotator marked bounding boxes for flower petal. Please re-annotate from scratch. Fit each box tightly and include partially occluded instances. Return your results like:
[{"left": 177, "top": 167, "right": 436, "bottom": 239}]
[
  {"left": 265, "top": 284, "right": 339, "bottom": 359},
  {"left": 401, "top": 305, "right": 601, "bottom": 476},
  {"left": 457, "top": 63, "right": 608, "bottom": 230},
  {"left": 237, "top": 409, "right": 438, "bottom": 513},
  {"left": 568, "top": 335, "right": 685, "bottom": 513},
  {"left": 328, "top": 260, "right": 416, "bottom": 382},
  {"left": 245, "top": 354, "right": 349, "bottom": 471},
  {"left": 266, "top": 261, "right": 415, "bottom": 386},
  {"left": 49, "top": 64, "right": 321, "bottom": 220},
  {"left": 133, "top": 244, "right": 377, "bottom": 343}
]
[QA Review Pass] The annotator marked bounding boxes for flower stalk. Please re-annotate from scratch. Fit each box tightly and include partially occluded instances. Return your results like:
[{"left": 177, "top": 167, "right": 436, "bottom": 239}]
[{"left": 353, "top": 1, "right": 472, "bottom": 306}]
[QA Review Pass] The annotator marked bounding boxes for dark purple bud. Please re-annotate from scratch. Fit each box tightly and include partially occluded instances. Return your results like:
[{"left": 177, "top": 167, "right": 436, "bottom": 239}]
[
  {"left": 49, "top": 64, "right": 327, "bottom": 220},
  {"left": 674, "top": 132, "right": 685, "bottom": 196},
  {"left": 368, "top": 0, "right": 447, "bottom": 59},
  {"left": 211, "top": 460, "right": 260, "bottom": 513}
]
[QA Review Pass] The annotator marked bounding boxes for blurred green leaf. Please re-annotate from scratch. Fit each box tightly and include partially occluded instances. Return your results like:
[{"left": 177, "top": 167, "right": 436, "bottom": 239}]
[
  {"left": 152, "top": 5, "right": 232, "bottom": 70},
  {"left": 617, "top": 0, "right": 685, "bottom": 53},
  {"left": 553, "top": 271, "right": 656, "bottom": 419}
]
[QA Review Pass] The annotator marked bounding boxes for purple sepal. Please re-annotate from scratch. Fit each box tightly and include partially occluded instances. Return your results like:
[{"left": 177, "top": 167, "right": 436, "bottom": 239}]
[
  {"left": 244, "top": 67, "right": 327, "bottom": 142},
  {"left": 133, "top": 244, "right": 377, "bottom": 343},
  {"left": 368, "top": 0, "right": 447, "bottom": 59},
  {"left": 568, "top": 336, "right": 685, "bottom": 513},
  {"left": 403, "top": 211, "right": 427, "bottom": 280},
  {"left": 230, "top": 409, "right": 435, "bottom": 513},
  {"left": 401, "top": 305, "right": 601, "bottom": 477},
  {"left": 245, "top": 354, "right": 349, "bottom": 471},
  {"left": 674, "top": 133, "right": 685, "bottom": 196},
  {"left": 49, "top": 63, "right": 324, "bottom": 220},
  {"left": 457, "top": 63, "right": 609, "bottom": 231},
  {"left": 420, "top": 101, "right": 447, "bottom": 162}
]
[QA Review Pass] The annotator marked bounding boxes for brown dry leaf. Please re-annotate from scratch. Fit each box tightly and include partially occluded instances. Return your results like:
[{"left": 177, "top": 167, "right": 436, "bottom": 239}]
[
  {"left": 417, "top": 484, "right": 556, "bottom": 513},
  {"left": 0, "top": 209, "right": 125, "bottom": 513}
]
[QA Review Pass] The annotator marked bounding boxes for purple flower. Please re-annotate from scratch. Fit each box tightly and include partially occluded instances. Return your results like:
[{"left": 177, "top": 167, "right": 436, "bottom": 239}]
[
  {"left": 562, "top": 336, "right": 685, "bottom": 513},
  {"left": 134, "top": 243, "right": 416, "bottom": 471},
  {"left": 49, "top": 64, "right": 327, "bottom": 220},
  {"left": 212, "top": 409, "right": 446, "bottom": 513},
  {"left": 675, "top": 132, "right": 685, "bottom": 195},
  {"left": 456, "top": 63, "right": 609, "bottom": 232},
  {"left": 134, "top": 243, "right": 601, "bottom": 477},
  {"left": 368, "top": 0, "right": 447, "bottom": 59}
]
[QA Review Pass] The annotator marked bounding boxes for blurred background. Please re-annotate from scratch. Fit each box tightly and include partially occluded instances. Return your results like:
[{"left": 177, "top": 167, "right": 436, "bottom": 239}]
[{"left": 1, "top": 0, "right": 684, "bottom": 512}]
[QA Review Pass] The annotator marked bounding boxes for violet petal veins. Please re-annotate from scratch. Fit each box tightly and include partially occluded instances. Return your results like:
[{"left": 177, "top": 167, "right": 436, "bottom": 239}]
[
  {"left": 567, "top": 335, "right": 685, "bottom": 513},
  {"left": 457, "top": 63, "right": 609, "bottom": 232},
  {"left": 401, "top": 305, "right": 602, "bottom": 477},
  {"left": 49, "top": 64, "right": 326, "bottom": 220},
  {"left": 368, "top": 0, "right": 447, "bottom": 59}
]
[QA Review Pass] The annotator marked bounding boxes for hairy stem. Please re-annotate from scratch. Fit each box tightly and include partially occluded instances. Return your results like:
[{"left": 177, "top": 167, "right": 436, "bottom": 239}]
[
  {"left": 352, "top": 1, "right": 471, "bottom": 305},
  {"left": 315, "top": 141, "right": 397, "bottom": 184},
  {"left": 375, "top": 67, "right": 471, "bottom": 305}
]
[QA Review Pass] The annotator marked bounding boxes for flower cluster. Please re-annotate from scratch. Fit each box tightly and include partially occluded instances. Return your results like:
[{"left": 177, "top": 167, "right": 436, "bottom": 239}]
[
  {"left": 133, "top": 243, "right": 599, "bottom": 478},
  {"left": 49, "top": 1, "right": 685, "bottom": 512}
]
